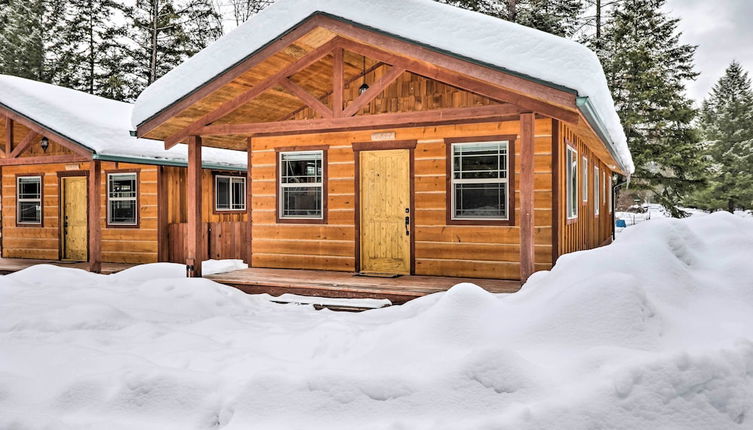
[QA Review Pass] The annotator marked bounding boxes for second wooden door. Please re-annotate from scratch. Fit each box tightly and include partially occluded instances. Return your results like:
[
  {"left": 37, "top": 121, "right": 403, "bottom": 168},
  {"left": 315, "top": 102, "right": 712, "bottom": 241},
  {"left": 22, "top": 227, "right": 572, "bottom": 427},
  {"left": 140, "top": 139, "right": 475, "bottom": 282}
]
[
  {"left": 62, "top": 176, "right": 88, "bottom": 261},
  {"left": 359, "top": 149, "right": 411, "bottom": 275}
]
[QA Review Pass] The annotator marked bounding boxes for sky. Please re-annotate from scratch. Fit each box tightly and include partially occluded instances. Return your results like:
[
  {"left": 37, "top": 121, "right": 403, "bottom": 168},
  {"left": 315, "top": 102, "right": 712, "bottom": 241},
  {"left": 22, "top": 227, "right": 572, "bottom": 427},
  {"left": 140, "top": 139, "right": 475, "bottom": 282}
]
[{"left": 664, "top": 0, "right": 753, "bottom": 104}]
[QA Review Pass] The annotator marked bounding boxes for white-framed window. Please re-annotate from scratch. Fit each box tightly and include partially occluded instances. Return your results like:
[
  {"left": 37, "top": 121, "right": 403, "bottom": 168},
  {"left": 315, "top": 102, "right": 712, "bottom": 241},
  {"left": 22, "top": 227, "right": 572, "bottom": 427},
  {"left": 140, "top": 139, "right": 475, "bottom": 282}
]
[
  {"left": 594, "top": 166, "right": 600, "bottom": 216},
  {"left": 451, "top": 141, "right": 509, "bottom": 220},
  {"left": 279, "top": 150, "right": 324, "bottom": 219},
  {"left": 566, "top": 146, "right": 578, "bottom": 219},
  {"left": 107, "top": 172, "right": 138, "bottom": 226},
  {"left": 17, "top": 176, "right": 42, "bottom": 224},
  {"left": 608, "top": 174, "right": 613, "bottom": 213},
  {"left": 215, "top": 175, "right": 246, "bottom": 211},
  {"left": 582, "top": 156, "right": 588, "bottom": 203}
]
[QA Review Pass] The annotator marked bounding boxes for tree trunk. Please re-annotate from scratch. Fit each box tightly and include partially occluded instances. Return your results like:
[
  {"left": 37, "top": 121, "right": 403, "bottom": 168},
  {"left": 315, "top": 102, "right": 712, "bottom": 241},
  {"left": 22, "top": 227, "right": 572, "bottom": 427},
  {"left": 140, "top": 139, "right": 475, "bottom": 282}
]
[
  {"left": 149, "top": 0, "right": 159, "bottom": 84},
  {"left": 88, "top": 1, "right": 95, "bottom": 94},
  {"left": 728, "top": 198, "right": 735, "bottom": 214},
  {"left": 507, "top": 0, "right": 517, "bottom": 22},
  {"left": 595, "top": 0, "right": 602, "bottom": 44}
]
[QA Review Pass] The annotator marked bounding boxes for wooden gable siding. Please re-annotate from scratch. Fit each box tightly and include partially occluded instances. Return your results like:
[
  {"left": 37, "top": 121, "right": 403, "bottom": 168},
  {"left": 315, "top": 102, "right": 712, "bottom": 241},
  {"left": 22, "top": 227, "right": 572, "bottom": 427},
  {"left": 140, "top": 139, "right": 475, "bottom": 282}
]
[
  {"left": 0, "top": 118, "right": 76, "bottom": 157},
  {"left": 2, "top": 161, "right": 159, "bottom": 264},
  {"left": 250, "top": 119, "right": 553, "bottom": 280},
  {"left": 555, "top": 122, "right": 613, "bottom": 259}
]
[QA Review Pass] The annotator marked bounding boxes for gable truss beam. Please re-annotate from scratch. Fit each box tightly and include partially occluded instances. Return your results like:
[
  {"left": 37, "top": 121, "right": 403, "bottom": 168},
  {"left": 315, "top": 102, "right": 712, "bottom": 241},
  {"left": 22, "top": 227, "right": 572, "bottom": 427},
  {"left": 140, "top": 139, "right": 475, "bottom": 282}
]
[
  {"left": 163, "top": 37, "right": 342, "bottom": 149},
  {"left": 335, "top": 38, "right": 580, "bottom": 124},
  {"left": 10, "top": 131, "right": 40, "bottom": 158},
  {"left": 198, "top": 103, "right": 523, "bottom": 136},
  {"left": 278, "top": 78, "right": 333, "bottom": 119},
  {"left": 0, "top": 108, "right": 92, "bottom": 158},
  {"left": 341, "top": 65, "right": 406, "bottom": 117},
  {"left": 4, "top": 116, "right": 11, "bottom": 157}
]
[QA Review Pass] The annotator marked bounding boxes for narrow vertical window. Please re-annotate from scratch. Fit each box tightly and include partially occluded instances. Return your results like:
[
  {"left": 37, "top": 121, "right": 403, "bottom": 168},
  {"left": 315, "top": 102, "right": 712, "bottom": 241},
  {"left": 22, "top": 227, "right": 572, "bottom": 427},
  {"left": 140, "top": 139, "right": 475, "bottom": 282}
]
[
  {"left": 279, "top": 151, "right": 323, "bottom": 219},
  {"left": 566, "top": 146, "right": 578, "bottom": 219},
  {"left": 608, "top": 174, "right": 613, "bottom": 213},
  {"left": 17, "top": 176, "right": 42, "bottom": 224},
  {"left": 451, "top": 141, "right": 509, "bottom": 220},
  {"left": 215, "top": 175, "right": 246, "bottom": 211},
  {"left": 107, "top": 172, "right": 138, "bottom": 226},
  {"left": 594, "top": 166, "right": 600, "bottom": 216},
  {"left": 582, "top": 156, "right": 588, "bottom": 203}
]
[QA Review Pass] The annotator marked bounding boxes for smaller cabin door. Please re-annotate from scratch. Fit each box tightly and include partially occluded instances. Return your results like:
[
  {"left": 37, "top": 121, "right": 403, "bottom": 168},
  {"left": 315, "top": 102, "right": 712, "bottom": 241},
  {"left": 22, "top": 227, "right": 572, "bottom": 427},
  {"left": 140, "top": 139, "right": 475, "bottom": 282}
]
[
  {"left": 359, "top": 149, "right": 411, "bottom": 275},
  {"left": 62, "top": 176, "right": 88, "bottom": 261}
]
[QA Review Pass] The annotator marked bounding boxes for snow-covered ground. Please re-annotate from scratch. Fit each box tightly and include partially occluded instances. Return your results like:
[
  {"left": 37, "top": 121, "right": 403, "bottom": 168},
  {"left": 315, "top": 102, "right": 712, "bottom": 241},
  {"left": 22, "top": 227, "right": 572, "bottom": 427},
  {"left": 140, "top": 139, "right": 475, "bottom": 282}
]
[
  {"left": 1, "top": 213, "right": 753, "bottom": 429},
  {"left": 616, "top": 203, "right": 752, "bottom": 232}
]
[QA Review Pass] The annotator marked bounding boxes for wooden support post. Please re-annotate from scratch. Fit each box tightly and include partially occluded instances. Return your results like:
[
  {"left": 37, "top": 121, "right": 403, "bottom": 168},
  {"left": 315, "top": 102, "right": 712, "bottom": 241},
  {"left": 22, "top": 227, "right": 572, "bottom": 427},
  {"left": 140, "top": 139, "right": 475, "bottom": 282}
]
[
  {"left": 157, "top": 166, "right": 169, "bottom": 261},
  {"left": 519, "top": 113, "right": 535, "bottom": 282},
  {"left": 186, "top": 136, "right": 203, "bottom": 277},
  {"left": 246, "top": 138, "right": 253, "bottom": 265},
  {"left": 88, "top": 160, "right": 102, "bottom": 273}
]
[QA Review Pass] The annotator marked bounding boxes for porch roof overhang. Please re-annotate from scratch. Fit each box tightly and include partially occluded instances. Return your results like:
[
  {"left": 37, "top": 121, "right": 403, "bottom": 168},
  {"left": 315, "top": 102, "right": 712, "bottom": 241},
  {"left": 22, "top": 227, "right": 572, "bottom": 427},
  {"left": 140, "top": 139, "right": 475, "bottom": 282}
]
[{"left": 133, "top": 1, "right": 633, "bottom": 174}]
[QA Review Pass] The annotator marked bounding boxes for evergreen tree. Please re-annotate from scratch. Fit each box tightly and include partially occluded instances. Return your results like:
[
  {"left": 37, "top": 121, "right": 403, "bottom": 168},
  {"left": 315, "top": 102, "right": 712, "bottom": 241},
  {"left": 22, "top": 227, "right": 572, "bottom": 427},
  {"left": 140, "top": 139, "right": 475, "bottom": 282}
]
[
  {"left": 226, "top": 0, "right": 273, "bottom": 27},
  {"left": 599, "top": 0, "right": 706, "bottom": 217},
  {"left": 436, "top": 0, "right": 585, "bottom": 37},
  {"left": 0, "top": 0, "right": 67, "bottom": 82},
  {"left": 688, "top": 62, "right": 753, "bottom": 212},
  {"left": 121, "top": 0, "right": 223, "bottom": 99}
]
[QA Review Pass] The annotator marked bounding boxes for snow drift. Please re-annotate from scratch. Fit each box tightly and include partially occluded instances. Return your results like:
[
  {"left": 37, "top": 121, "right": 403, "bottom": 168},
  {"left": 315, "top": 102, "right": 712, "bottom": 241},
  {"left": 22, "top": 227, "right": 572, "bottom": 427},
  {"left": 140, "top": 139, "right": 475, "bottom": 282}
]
[{"left": 1, "top": 213, "right": 752, "bottom": 429}]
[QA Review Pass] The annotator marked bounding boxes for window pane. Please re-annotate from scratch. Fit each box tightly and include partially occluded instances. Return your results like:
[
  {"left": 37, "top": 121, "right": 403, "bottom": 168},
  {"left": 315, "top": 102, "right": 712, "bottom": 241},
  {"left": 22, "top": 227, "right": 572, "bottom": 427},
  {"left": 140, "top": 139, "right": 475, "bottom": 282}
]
[
  {"left": 282, "top": 186, "right": 322, "bottom": 217},
  {"left": 18, "top": 177, "right": 41, "bottom": 199},
  {"left": 109, "top": 175, "right": 136, "bottom": 198},
  {"left": 281, "top": 152, "right": 322, "bottom": 184},
  {"left": 453, "top": 142, "right": 506, "bottom": 179},
  {"left": 231, "top": 179, "right": 245, "bottom": 210},
  {"left": 18, "top": 201, "right": 41, "bottom": 223},
  {"left": 110, "top": 200, "right": 136, "bottom": 224},
  {"left": 454, "top": 182, "right": 506, "bottom": 218},
  {"left": 216, "top": 177, "right": 230, "bottom": 210}
]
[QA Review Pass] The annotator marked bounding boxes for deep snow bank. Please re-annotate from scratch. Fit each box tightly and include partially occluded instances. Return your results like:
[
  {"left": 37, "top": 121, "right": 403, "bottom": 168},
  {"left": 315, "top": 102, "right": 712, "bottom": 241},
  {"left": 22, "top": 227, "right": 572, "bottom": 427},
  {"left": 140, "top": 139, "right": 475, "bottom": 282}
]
[{"left": 0, "top": 213, "right": 752, "bottom": 429}]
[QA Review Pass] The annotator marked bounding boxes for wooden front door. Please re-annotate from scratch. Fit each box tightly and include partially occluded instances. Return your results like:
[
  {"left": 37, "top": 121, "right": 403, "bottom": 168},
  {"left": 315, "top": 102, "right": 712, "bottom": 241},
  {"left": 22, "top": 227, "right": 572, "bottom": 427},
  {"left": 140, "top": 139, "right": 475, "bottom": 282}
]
[
  {"left": 62, "top": 176, "right": 88, "bottom": 261},
  {"left": 359, "top": 149, "right": 411, "bottom": 275}
]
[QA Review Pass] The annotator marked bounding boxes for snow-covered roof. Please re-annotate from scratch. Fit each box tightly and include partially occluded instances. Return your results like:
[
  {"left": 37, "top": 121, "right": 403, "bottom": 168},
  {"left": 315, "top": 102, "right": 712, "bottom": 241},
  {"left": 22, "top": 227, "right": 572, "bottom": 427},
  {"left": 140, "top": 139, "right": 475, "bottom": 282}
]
[
  {"left": 0, "top": 75, "right": 246, "bottom": 170},
  {"left": 131, "top": 0, "right": 633, "bottom": 173}
]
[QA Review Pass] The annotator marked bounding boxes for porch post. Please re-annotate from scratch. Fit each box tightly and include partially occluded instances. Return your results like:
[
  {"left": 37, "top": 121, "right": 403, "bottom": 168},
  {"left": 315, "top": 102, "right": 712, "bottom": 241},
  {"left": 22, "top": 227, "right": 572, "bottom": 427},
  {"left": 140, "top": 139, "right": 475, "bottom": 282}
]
[
  {"left": 186, "top": 135, "right": 203, "bottom": 277},
  {"left": 246, "top": 137, "right": 253, "bottom": 266},
  {"left": 519, "top": 113, "right": 535, "bottom": 281},
  {"left": 88, "top": 160, "right": 102, "bottom": 273}
]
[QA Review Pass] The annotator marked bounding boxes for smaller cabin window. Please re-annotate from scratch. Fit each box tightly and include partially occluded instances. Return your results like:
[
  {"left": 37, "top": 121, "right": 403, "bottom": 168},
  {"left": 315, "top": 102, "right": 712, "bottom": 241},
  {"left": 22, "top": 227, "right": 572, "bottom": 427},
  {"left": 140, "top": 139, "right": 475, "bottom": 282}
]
[
  {"left": 582, "top": 156, "right": 588, "bottom": 203},
  {"left": 594, "top": 166, "right": 600, "bottom": 216},
  {"left": 215, "top": 175, "right": 246, "bottom": 211},
  {"left": 566, "top": 146, "right": 578, "bottom": 219},
  {"left": 451, "top": 141, "right": 509, "bottom": 220},
  {"left": 17, "top": 176, "right": 42, "bottom": 224},
  {"left": 279, "top": 151, "right": 323, "bottom": 219},
  {"left": 107, "top": 172, "right": 138, "bottom": 226}
]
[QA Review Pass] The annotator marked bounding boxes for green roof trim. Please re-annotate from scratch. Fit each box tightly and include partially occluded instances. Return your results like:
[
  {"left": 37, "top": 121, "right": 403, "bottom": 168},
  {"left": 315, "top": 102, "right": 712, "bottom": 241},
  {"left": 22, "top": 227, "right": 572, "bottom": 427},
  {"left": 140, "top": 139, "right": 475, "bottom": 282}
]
[{"left": 576, "top": 96, "right": 627, "bottom": 173}]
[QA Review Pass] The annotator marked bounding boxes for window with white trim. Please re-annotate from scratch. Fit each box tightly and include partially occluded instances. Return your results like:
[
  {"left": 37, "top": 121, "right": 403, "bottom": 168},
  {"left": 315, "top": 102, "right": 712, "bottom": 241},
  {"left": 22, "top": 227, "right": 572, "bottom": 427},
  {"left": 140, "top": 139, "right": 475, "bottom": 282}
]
[
  {"left": 582, "top": 156, "right": 588, "bottom": 203},
  {"left": 566, "top": 146, "right": 578, "bottom": 219},
  {"left": 215, "top": 175, "right": 246, "bottom": 211},
  {"left": 279, "top": 150, "right": 323, "bottom": 219},
  {"left": 451, "top": 141, "right": 509, "bottom": 220},
  {"left": 17, "top": 176, "right": 42, "bottom": 224},
  {"left": 107, "top": 172, "right": 137, "bottom": 225},
  {"left": 594, "top": 166, "right": 600, "bottom": 215},
  {"left": 608, "top": 174, "right": 613, "bottom": 213}
]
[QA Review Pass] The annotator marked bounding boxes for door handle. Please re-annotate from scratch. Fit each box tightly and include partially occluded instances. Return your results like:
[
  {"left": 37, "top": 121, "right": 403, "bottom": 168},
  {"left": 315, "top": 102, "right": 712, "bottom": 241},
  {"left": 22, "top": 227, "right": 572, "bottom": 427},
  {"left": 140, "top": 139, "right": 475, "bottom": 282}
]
[{"left": 405, "top": 216, "right": 410, "bottom": 236}]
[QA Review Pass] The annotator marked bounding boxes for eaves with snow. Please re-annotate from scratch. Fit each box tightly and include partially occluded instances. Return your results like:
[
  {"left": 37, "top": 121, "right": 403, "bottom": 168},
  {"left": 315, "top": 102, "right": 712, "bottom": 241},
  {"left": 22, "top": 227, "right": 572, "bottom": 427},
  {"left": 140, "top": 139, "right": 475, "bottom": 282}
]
[
  {"left": 0, "top": 75, "right": 247, "bottom": 170},
  {"left": 131, "top": 0, "right": 634, "bottom": 174}
]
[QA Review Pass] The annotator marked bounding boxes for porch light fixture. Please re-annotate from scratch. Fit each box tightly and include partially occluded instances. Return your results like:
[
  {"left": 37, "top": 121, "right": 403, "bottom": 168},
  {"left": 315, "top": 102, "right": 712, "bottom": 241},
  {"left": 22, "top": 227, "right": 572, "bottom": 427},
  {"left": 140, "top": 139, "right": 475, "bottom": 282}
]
[
  {"left": 358, "top": 55, "right": 369, "bottom": 94},
  {"left": 40, "top": 136, "right": 49, "bottom": 152}
]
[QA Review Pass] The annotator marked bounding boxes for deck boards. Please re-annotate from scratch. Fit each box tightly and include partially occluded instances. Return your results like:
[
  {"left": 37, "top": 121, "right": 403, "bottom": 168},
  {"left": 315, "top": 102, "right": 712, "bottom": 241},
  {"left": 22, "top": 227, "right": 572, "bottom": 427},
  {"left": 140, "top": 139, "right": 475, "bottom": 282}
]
[{"left": 207, "top": 267, "right": 521, "bottom": 304}]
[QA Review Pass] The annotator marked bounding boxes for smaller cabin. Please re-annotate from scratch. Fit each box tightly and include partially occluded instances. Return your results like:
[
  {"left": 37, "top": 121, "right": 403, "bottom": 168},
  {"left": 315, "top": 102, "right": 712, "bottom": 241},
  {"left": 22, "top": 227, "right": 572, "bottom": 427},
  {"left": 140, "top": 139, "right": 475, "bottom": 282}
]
[{"left": 0, "top": 76, "right": 248, "bottom": 271}]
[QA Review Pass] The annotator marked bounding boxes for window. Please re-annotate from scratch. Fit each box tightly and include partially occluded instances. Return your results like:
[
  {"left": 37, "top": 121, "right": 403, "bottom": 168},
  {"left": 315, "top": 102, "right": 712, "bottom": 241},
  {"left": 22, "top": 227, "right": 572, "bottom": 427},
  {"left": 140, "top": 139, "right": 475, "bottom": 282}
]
[
  {"left": 608, "top": 174, "right": 612, "bottom": 213},
  {"left": 215, "top": 175, "right": 246, "bottom": 211},
  {"left": 279, "top": 151, "right": 323, "bottom": 219},
  {"left": 107, "top": 172, "right": 137, "bottom": 226},
  {"left": 17, "top": 176, "right": 42, "bottom": 224},
  {"left": 582, "top": 156, "right": 588, "bottom": 203},
  {"left": 566, "top": 146, "right": 578, "bottom": 219},
  {"left": 451, "top": 141, "right": 509, "bottom": 220},
  {"left": 594, "top": 166, "right": 600, "bottom": 216}
]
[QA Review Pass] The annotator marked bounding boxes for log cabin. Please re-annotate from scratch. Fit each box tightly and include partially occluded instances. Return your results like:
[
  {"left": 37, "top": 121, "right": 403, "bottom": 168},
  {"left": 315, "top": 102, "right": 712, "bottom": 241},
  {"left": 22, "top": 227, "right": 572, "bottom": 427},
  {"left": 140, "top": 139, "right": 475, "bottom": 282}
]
[
  {"left": 0, "top": 76, "right": 248, "bottom": 271},
  {"left": 132, "top": 0, "right": 634, "bottom": 280}
]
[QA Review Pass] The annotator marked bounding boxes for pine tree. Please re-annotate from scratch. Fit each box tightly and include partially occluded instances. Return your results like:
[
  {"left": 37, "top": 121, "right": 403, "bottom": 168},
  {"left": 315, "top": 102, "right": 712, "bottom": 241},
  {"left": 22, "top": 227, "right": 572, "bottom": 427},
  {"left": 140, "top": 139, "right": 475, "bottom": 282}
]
[
  {"left": 226, "top": 0, "right": 273, "bottom": 26},
  {"left": 121, "top": 0, "right": 223, "bottom": 100},
  {"left": 688, "top": 62, "right": 753, "bottom": 212},
  {"left": 599, "top": 0, "right": 706, "bottom": 217},
  {"left": 0, "top": 0, "right": 67, "bottom": 82},
  {"left": 436, "top": 0, "right": 585, "bottom": 37}
]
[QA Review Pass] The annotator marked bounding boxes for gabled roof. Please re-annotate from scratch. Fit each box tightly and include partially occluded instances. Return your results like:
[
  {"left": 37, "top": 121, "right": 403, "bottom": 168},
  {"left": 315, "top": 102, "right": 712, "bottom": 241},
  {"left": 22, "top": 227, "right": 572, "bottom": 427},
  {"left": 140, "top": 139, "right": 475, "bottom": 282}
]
[
  {"left": 0, "top": 75, "right": 247, "bottom": 170},
  {"left": 131, "top": 0, "right": 633, "bottom": 173}
]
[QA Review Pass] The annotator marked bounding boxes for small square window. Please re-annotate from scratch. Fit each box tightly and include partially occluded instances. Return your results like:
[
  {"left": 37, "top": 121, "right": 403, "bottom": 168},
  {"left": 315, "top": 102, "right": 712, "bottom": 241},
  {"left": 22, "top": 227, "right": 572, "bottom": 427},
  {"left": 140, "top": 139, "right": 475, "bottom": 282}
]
[
  {"left": 215, "top": 175, "right": 246, "bottom": 211},
  {"left": 107, "top": 173, "right": 138, "bottom": 226}
]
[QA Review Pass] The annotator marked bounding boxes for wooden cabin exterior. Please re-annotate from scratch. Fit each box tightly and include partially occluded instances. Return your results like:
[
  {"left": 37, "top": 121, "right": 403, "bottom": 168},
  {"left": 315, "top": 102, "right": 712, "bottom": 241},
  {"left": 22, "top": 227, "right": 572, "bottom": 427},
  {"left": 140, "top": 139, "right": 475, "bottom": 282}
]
[
  {"left": 133, "top": 8, "right": 631, "bottom": 281},
  {"left": 0, "top": 100, "right": 247, "bottom": 271}
]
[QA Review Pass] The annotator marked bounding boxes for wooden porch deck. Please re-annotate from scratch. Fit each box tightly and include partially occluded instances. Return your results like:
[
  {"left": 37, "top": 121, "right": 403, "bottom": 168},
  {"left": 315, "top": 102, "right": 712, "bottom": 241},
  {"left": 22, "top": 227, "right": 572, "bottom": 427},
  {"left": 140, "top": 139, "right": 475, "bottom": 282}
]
[
  {"left": 206, "top": 267, "right": 522, "bottom": 304},
  {"left": 0, "top": 258, "right": 134, "bottom": 275}
]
